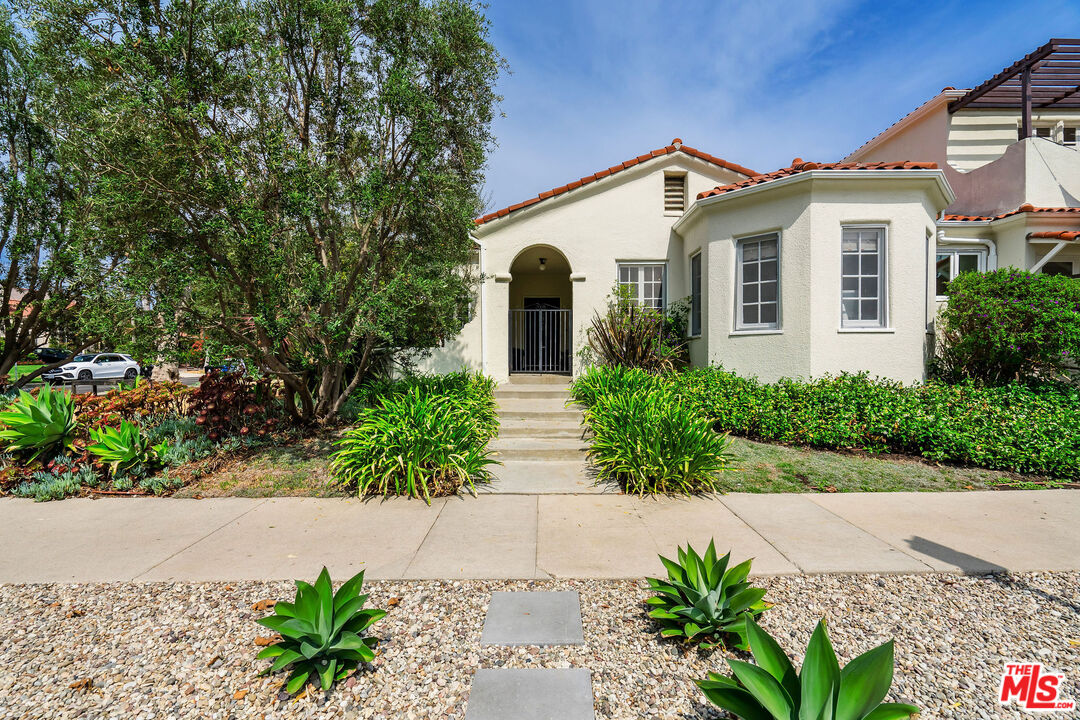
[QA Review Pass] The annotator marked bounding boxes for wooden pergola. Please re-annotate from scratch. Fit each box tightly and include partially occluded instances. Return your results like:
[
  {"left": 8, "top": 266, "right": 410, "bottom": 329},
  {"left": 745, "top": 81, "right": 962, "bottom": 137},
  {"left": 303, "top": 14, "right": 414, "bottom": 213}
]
[{"left": 949, "top": 39, "right": 1080, "bottom": 138}]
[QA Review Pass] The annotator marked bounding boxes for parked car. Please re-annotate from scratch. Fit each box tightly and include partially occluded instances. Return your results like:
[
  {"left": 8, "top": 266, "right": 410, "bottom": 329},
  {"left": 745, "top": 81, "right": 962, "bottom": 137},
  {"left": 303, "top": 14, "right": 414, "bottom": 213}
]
[
  {"left": 31, "top": 347, "right": 71, "bottom": 364},
  {"left": 41, "top": 352, "right": 142, "bottom": 382}
]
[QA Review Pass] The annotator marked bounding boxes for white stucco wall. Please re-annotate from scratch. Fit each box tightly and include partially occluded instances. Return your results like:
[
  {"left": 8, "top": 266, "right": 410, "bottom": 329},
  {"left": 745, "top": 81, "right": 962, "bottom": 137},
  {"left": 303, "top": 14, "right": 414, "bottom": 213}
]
[
  {"left": 947, "top": 109, "right": 1080, "bottom": 171},
  {"left": 677, "top": 172, "right": 951, "bottom": 383},
  {"left": 417, "top": 151, "right": 749, "bottom": 380}
]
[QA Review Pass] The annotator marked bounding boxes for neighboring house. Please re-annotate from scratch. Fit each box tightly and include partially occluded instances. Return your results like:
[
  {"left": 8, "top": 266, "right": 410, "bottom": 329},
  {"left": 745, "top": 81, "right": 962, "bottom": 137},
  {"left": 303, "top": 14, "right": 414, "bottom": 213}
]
[{"left": 421, "top": 39, "right": 1080, "bottom": 383}]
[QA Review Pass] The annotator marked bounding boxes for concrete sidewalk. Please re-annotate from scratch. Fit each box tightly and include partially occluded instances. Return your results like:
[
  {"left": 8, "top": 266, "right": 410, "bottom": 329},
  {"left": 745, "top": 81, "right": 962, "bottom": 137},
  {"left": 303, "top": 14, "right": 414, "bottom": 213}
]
[{"left": 0, "top": 490, "right": 1076, "bottom": 583}]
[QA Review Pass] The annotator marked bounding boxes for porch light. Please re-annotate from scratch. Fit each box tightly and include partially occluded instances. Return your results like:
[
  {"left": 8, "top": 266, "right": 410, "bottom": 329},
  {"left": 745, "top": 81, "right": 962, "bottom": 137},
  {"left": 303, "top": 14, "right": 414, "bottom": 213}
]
[{"left": 539, "top": 257, "right": 547, "bottom": 271}]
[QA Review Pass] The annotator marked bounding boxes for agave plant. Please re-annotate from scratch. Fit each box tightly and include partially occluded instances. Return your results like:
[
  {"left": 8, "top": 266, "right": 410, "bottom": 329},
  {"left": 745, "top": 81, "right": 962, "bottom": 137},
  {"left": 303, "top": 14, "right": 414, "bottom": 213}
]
[
  {"left": 256, "top": 567, "right": 386, "bottom": 694},
  {"left": 0, "top": 385, "right": 77, "bottom": 460},
  {"left": 698, "top": 616, "right": 919, "bottom": 720},
  {"left": 87, "top": 420, "right": 168, "bottom": 476},
  {"left": 646, "top": 540, "right": 768, "bottom": 649}
]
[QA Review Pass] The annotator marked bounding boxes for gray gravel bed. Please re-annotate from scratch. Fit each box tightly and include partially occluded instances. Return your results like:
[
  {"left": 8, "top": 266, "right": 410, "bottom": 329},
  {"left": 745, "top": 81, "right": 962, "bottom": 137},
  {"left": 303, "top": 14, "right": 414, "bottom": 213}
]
[{"left": 0, "top": 573, "right": 1077, "bottom": 719}]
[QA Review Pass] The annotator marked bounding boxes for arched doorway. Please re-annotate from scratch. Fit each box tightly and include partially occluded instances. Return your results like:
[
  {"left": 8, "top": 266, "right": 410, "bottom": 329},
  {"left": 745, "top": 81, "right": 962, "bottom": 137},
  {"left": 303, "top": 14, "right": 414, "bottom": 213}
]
[{"left": 508, "top": 245, "right": 573, "bottom": 374}]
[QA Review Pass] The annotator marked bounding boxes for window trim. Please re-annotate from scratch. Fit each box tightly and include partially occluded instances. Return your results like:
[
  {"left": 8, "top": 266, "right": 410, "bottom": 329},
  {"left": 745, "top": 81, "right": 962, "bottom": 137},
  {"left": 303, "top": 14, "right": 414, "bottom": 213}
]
[
  {"left": 689, "top": 251, "right": 702, "bottom": 337},
  {"left": 734, "top": 232, "right": 781, "bottom": 332},
  {"left": 616, "top": 261, "right": 668, "bottom": 310},
  {"left": 839, "top": 224, "right": 888, "bottom": 329},
  {"left": 935, "top": 247, "right": 987, "bottom": 300}
]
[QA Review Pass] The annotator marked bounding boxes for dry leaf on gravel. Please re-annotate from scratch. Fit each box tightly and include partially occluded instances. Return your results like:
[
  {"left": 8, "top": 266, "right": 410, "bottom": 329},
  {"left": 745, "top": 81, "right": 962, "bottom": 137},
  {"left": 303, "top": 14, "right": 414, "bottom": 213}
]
[
  {"left": 387, "top": 597, "right": 401, "bottom": 607},
  {"left": 68, "top": 678, "right": 93, "bottom": 692},
  {"left": 251, "top": 599, "right": 277, "bottom": 611},
  {"left": 254, "top": 635, "right": 279, "bottom": 646},
  {"left": 233, "top": 689, "right": 249, "bottom": 700}
]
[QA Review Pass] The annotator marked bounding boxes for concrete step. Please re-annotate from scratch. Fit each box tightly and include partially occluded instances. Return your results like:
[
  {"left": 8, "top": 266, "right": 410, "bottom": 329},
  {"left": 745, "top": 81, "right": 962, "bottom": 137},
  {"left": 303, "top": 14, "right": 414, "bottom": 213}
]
[
  {"left": 506, "top": 374, "right": 571, "bottom": 385},
  {"left": 496, "top": 397, "right": 574, "bottom": 413},
  {"left": 498, "top": 410, "right": 582, "bottom": 423},
  {"left": 494, "top": 387, "right": 571, "bottom": 400},
  {"left": 480, "top": 460, "right": 610, "bottom": 494},
  {"left": 490, "top": 438, "right": 589, "bottom": 462},
  {"left": 497, "top": 424, "right": 584, "bottom": 439}
]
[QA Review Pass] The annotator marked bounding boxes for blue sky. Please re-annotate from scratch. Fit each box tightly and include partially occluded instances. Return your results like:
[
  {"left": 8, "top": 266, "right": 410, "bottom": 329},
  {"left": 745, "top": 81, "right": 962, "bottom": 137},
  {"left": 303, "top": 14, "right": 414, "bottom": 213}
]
[{"left": 480, "top": 0, "right": 1080, "bottom": 212}]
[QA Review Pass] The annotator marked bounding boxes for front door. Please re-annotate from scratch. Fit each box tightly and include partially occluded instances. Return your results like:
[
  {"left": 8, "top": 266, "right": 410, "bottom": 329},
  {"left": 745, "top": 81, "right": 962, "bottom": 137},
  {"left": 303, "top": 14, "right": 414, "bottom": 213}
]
[{"left": 508, "top": 304, "right": 572, "bottom": 374}]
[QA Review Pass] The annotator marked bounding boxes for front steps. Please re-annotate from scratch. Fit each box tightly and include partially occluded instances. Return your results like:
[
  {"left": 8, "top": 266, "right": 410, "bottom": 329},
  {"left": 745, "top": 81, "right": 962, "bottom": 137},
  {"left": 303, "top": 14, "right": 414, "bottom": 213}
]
[{"left": 485, "top": 375, "right": 610, "bottom": 494}]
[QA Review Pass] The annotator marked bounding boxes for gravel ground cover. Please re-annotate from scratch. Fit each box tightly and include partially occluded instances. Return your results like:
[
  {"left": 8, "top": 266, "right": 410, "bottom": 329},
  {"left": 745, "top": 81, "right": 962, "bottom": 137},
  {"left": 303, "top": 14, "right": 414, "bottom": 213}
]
[{"left": 0, "top": 573, "right": 1076, "bottom": 719}]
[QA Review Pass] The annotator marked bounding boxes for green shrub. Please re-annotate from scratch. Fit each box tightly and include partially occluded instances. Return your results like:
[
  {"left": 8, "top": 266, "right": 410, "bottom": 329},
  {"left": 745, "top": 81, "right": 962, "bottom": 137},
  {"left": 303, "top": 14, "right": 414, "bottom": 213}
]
[
  {"left": 568, "top": 365, "right": 663, "bottom": 408},
  {"left": 354, "top": 370, "right": 498, "bottom": 439},
  {"left": 0, "top": 385, "right": 77, "bottom": 460},
  {"left": 257, "top": 567, "right": 385, "bottom": 695},
  {"left": 935, "top": 268, "right": 1080, "bottom": 383},
  {"left": 698, "top": 617, "right": 918, "bottom": 720},
  {"left": 87, "top": 420, "right": 169, "bottom": 477},
  {"left": 583, "top": 384, "right": 730, "bottom": 494},
  {"left": 584, "top": 285, "right": 687, "bottom": 372},
  {"left": 646, "top": 541, "right": 768, "bottom": 650},
  {"left": 676, "top": 367, "right": 1080, "bottom": 479},
  {"left": 331, "top": 387, "right": 496, "bottom": 503}
]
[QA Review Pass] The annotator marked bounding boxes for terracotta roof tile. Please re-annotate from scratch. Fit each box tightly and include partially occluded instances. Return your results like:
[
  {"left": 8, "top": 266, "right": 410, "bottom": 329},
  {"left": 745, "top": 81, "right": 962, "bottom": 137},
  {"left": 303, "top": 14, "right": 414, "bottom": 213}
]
[
  {"left": 1028, "top": 230, "right": 1080, "bottom": 240},
  {"left": 697, "top": 160, "right": 940, "bottom": 200},
  {"left": 942, "top": 205, "right": 1080, "bottom": 222},
  {"left": 474, "top": 140, "right": 757, "bottom": 226}
]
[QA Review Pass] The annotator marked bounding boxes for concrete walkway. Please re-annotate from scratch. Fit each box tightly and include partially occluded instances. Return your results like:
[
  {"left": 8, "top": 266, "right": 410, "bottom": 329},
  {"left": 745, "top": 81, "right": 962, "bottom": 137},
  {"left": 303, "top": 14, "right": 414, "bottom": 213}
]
[{"left": 0, "top": 490, "right": 1076, "bottom": 583}]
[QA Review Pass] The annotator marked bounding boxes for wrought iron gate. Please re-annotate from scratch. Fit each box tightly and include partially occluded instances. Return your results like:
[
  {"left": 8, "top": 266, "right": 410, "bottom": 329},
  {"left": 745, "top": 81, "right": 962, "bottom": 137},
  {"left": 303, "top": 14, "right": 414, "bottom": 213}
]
[{"left": 508, "top": 309, "right": 572, "bottom": 374}]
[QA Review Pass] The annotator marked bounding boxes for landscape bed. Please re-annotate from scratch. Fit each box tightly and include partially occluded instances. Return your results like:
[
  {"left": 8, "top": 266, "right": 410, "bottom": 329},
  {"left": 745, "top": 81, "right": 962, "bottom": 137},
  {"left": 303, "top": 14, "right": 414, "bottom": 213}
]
[{"left": 1, "top": 572, "right": 1076, "bottom": 719}]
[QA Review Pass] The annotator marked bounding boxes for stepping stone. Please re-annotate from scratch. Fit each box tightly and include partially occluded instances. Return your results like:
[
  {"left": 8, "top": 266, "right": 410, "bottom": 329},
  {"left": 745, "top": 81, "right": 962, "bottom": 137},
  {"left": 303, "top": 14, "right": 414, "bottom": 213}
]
[
  {"left": 465, "top": 668, "right": 594, "bottom": 720},
  {"left": 481, "top": 591, "right": 584, "bottom": 646}
]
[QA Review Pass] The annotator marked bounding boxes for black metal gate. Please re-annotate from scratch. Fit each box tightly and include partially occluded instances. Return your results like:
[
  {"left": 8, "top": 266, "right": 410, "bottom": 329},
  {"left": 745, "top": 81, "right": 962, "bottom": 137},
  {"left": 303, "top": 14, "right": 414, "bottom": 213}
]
[{"left": 508, "top": 308, "right": 572, "bottom": 374}]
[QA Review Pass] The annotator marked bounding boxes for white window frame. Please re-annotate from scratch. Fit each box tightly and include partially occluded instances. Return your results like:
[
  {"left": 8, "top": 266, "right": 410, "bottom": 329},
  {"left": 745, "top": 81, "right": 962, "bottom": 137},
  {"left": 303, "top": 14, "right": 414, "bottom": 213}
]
[
  {"left": 617, "top": 261, "right": 667, "bottom": 310},
  {"left": 935, "top": 247, "right": 987, "bottom": 300},
  {"left": 840, "top": 225, "right": 888, "bottom": 329},
  {"left": 734, "top": 233, "right": 781, "bottom": 332},
  {"left": 689, "top": 251, "right": 702, "bottom": 337}
]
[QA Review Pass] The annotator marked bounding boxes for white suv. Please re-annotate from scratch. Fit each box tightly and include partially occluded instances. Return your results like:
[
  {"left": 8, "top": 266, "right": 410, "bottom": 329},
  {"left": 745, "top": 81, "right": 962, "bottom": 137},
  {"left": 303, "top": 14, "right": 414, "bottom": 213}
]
[{"left": 42, "top": 353, "right": 142, "bottom": 382}]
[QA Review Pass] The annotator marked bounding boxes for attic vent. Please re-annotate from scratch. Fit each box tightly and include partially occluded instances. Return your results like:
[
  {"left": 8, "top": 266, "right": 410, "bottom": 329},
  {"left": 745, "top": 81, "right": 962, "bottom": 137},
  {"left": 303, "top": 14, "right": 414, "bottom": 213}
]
[{"left": 664, "top": 173, "right": 687, "bottom": 212}]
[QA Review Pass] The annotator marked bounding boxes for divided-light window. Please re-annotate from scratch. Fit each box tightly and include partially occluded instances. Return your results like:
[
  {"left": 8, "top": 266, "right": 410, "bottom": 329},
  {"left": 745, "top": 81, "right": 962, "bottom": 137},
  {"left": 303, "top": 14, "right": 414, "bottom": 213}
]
[
  {"left": 840, "top": 226, "right": 886, "bottom": 328},
  {"left": 735, "top": 234, "right": 779, "bottom": 330}
]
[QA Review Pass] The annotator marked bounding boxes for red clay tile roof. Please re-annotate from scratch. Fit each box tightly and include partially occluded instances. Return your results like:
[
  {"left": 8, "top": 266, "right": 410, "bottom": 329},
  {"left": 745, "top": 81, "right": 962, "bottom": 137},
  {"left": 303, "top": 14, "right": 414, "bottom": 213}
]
[
  {"left": 474, "top": 140, "right": 757, "bottom": 226},
  {"left": 1029, "top": 230, "right": 1080, "bottom": 240},
  {"left": 942, "top": 205, "right": 1080, "bottom": 221},
  {"left": 697, "top": 160, "right": 939, "bottom": 200}
]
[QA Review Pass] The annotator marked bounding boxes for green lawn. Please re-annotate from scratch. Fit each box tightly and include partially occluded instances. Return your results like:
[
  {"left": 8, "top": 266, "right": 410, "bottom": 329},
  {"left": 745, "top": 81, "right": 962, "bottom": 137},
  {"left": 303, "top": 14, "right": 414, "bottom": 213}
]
[
  {"left": 7, "top": 364, "right": 43, "bottom": 380},
  {"left": 717, "top": 436, "right": 1036, "bottom": 493}
]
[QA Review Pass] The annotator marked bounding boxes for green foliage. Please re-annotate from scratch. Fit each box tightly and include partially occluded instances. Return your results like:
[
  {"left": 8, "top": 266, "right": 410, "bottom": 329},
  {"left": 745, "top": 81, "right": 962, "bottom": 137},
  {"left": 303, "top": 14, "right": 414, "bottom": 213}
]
[
  {"left": 646, "top": 541, "right": 768, "bottom": 650},
  {"left": 676, "top": 366, "right": 1080, "bottom": 479},
  {"left": 585, "top": 285, "right": 687, "bottom": 373},
  {"left": 87, "top": 420, "right": 169, "bottom": 477},
  {"left": 0, "top": 385, "right": 77, "bottom": 460},
  {"left": 935, "top": 268, "right": 1080, "bottom": 383},
  {"left": 354, "top": 371, "right": 498, "bottom": 438},
  {"left": 33, "top": 0, "right": 502, "bottom": 422},
  {"left": 697, "top": 616, "right": 919, "bottom": 720},
  {"left": 331, "top": 385, "right": 497, "bottom": 503},
  {"left": 257, "top": 567, "right": 385, "bottom": 694},
  {"left": 13, "top": 464, "right": 99, "bottom": 501},
  {"left": 581, "top": 382, "right": 730, "bottom": 494}
]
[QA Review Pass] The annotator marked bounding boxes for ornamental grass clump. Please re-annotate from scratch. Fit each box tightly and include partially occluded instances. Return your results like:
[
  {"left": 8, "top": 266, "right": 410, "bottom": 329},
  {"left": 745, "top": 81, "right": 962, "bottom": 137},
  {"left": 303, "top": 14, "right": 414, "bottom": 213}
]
[
  {"left": 646, "top": 540, "right": 768, "bottom": 650},
  {"left": 698, "top": 617, "right": 919, "bottom": 720},
  {"left": 257, "top": 567, "right": 385, "bottom": 694},
  {"left": 583, "top": 384, "right": 730, "bottom": 494},
  {"left": 330, "top": 387, "right": 497, "bottom": 503}
]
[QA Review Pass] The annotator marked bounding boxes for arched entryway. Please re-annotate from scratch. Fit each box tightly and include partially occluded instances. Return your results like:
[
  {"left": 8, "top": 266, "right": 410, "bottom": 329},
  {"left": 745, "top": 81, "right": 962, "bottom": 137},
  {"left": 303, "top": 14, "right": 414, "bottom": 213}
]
[{"left": 508, "top": 245, "right": 573, "bottom": 374}]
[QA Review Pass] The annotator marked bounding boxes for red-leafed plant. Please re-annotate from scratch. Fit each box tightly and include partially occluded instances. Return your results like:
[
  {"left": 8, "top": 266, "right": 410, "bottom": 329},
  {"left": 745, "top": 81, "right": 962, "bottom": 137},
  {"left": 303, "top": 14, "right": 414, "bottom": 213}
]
[{"left": 189, "top": 371, "right": 280, "bottom": 440}]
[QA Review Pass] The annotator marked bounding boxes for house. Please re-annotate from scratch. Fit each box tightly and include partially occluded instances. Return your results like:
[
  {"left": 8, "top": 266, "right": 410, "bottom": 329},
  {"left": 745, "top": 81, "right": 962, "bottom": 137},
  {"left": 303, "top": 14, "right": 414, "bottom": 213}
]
[{"left": 420, "top": 39, "right": 1080, "bottom": 384}]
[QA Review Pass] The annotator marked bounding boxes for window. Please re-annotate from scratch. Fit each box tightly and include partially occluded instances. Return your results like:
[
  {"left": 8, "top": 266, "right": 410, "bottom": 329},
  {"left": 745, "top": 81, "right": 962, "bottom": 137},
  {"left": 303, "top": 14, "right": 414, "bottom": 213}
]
[
  {"left": 1042, "top": 261, "right": 1076, "bottom": 278},
  {"left": 841, "top": 226, "right": 886, "bottom": 327},
  {"left": 690, "top": 252, "right": 702, "bottom": 336},
  {"left": 1036, "top": 126, "right": 1052, "bottom": 139},
  {"left": 618, "top": 263, "right": 666, "bottom": 310},
  {"left": 664, "top": 173, "right": 686, "bottom": 212},
  {"left": 736, "top": 234, "right": 779, "bottom": 330},
  {"left": 1064, "top": 127, "right": 1077, "bottom": 147},
  {"left": 935, "top": 249, "right": 985, "bottom": 297}
]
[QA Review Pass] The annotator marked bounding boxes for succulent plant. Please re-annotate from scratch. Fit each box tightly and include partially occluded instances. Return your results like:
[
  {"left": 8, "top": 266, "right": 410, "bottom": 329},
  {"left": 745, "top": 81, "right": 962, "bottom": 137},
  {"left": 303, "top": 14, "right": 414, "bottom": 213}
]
[
  {"left": 646, "top": 540, "right": 768, "bottom": 649},
  {"left": 0, "top": 385, "right": 77, "bottom": 460},
  {"left": 87, "top": 420, "right": 168, "bottom": 476},
  {"left": 256, "top": 567, "right": 386, "bottom": 694},
  {"left": 698, "top": 616, "right": 919, "bottom": 720}
]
